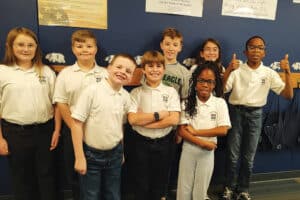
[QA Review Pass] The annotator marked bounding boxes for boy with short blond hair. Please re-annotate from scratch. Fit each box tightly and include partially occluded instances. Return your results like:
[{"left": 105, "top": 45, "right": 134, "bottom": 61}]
[
  {"left": 128, "top": 50, "right": 181, "bottom": 200},
  {"left": 53, "top": 29, "right": 107, "bottom": 200}
]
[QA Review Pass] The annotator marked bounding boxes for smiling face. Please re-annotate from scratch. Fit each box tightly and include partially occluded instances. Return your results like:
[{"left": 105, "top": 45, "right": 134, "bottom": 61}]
[
  {"left": 72, "top": 38, "right": 97, "bottom": 63},
  {"left": 143, "top": 62, "right": 165, "bottom": 86},
  {"left": 12, "top": 34, "right": 37, "bottom": 66},
  {"left": 200, "top": 41, "right": 220, "bottom": 62},
  {"left": 160, "top": 36, "right": 182, "bottom": 64},
  {"left": 196, "top": 68, "right": 216, "bottom": 102},
  {"left": 107, "top": 55, "right": 136, "bottom": 90}
]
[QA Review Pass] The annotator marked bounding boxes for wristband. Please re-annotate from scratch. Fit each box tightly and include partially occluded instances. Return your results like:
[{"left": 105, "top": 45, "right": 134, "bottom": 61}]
[{"left": 154, "top": 112, "right": 160, "bottom": 121}]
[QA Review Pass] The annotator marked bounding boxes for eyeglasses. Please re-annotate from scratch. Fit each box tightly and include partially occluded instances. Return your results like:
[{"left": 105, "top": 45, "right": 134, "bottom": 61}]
[
  {"left": 13, "top": 42, "right": 37, "bottom": 50},
  {"left": 247, "top": 45, "right": 265, "bottom": 51},
  {"left": 197, "top": 78, "right": 216, "bottom": 85}
]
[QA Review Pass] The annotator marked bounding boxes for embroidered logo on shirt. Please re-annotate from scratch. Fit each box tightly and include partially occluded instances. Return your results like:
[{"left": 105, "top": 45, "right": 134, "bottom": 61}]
[
  {"left": 162, "top": 94, "right": 169, "bottom": 102},
  {"left": 94, "top": 74, "right": 102, "bottom": 82},
  {"left": 210, "top": 111, "right": 217, "bottom": 121},
  {"left": 39, "top": 76, "right": 47, "bottom": 84},
  {"left": 261, "top": 78, "right": 266, "bottom": 85}
]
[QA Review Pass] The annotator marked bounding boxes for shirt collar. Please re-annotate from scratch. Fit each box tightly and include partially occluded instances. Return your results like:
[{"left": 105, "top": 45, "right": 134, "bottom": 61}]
[
  {"left": 72, "top": 62, "right": 101, "bottom": 74},
  {"left": 197, "top": 94, "right": 214, "bottom": 107},
  {"left": 142, "top": 81, "right": 164, "bottom": 91},
  {"left": 12, "top": 64, "right": 36, "bottom": 73},
  {"left": 244, "top": 61, "right": 264, "bottom": 71},
  {"left": 103, "top": 78, "right": 123, "bottom": 96}
]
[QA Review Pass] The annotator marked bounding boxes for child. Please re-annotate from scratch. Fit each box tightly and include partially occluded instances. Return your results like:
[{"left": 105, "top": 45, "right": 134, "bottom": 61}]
[
  {"left": 190, "top": 38, "right": 224, "bottom": 75},
  {"left": 53, "top": 29, "right": 107, "bottom": 200},
  {"left": 222, "top": 36, "right": 293, "bottom": 200},
  {"left": 160, "top": 27, "right": 191, "bottom": 100},
  {"left": 71, "top": 53, "right": 137, "bottom": 200},
  {"left": 128, "top": 50, "right": 181, "bottom": 200},
  {"left": 177, "top": 61, "right": 231, "bottom": 200},
  {"left": 0, "top": 27, "right": 60, "bottom": 200}
]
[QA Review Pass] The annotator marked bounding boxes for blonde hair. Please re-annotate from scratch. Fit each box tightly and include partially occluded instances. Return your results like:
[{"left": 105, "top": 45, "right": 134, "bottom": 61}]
[
  {"left": 141, "top": 50, "right": 165, "bottom": 69},
  {"left": 71, "top": 29, "right": 97, "bottom": 46}
]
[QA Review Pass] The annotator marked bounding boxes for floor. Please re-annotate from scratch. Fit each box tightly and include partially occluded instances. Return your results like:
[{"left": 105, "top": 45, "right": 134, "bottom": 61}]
[{"left": 1, "top": 177, "right": 300, "bottom": 200}]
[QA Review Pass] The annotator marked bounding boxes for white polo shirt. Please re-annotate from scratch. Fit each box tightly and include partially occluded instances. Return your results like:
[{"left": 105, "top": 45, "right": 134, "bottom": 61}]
[
  {"left": 53, "top": 62, "right": 107, "bottom": 112},
  {"left": 129, "top": 82, "right": 181, "bottom": 139},
  {"left": 225, "top": 62, "right": 285, "bottom": 107},
  {"left": 71, "top": 79, "right": 131, "bottom": 150},
  {"left": 0, "top": 64, "right": 56, "bottom": 125},
  {"left": 180, "top": 95, "right": 231, "bottom": 143}
]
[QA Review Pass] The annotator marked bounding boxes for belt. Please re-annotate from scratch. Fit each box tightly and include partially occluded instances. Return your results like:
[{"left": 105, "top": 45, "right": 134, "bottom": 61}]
[
  {"left": 134, "top": 130, "right": 174, "bottom": 143},
  {"left": 233, "top": 105, "right": 262, "bottom": 111},
  {"left": 1, "top": 119, "right": 52, "bottom": 130}
]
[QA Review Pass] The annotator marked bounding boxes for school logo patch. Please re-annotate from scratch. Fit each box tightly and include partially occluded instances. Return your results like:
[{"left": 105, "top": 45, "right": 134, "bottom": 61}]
[
  {"left": 210, "top": 111, "right": 217, "bottom": 121},
  {"left": 94, "top": 74, "right": 102, "bottom": 82},
  {"left": 261, "top": 78, "right": 266, "bottom": 85},
  {"left": 39, "top": 76, "right": 47, "bottom": 84},
  {"left": 162, "top": 94, "right": 169, "bottom": 103}
]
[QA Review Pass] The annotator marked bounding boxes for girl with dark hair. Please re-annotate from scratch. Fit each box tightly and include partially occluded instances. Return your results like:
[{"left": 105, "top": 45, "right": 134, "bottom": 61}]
[{"left": 177, "top": 61, "right": 231, "bottom": 200}]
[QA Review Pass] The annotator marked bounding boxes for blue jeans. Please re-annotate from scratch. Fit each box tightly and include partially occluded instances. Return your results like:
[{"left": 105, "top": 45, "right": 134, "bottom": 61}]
[
  {"left": 225, "top": 105, "right": 263, "bottom": 192},
  {"left": 79, "top": 143, "right": 123, "bottom": 200}
]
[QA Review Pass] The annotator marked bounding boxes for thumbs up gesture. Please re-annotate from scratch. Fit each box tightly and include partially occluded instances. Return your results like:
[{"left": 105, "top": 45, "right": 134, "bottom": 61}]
[
  {"left": 280, "top": 54, "right": 290, "bottom": 73},
  {"left": 228, "top": 53, "right": 240, "bottom": 71}
]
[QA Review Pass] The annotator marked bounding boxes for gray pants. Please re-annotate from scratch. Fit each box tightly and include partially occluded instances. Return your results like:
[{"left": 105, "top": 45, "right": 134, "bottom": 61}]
[{"left": 177, "top": 141, "right": 214, "bottom": 200}]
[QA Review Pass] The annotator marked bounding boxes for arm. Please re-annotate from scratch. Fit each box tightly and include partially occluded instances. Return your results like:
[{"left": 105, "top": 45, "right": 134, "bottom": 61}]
[
  {"left": 70, "top": 119, "right": 86, "bottom": 175},
  {"left": 185, "top": 124, "right": 229, "bottom": 137},
  {"left": 178, "top": 125, "right": 216, "bottom": 151},
  {"left": 223, "top": 53, "right": 240, "bottom": 88},
  {"left": 279, "top": 54, "right": 293, "bottom": 99},
  {"left": 128, "top": 110, "right": 170, "bottom": 126},
  {"left": 143, "top": 111, "right": 179, "bottom": 129},
  {"left": 50, "top": 106, "right": 62, "bottom": 151},
  {"left": 0, "top": 117, "right": 9, "bottom": 156},
  {"left": 57, "top": 102, "right": 74, "bottom": 128}
]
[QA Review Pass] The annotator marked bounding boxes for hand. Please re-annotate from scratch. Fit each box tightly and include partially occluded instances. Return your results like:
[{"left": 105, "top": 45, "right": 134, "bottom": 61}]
[
  {"left": 185, "top": 125, "right": 196, "bottom": 135},
  {"left": 201, "top": 140, "right": 217, "bottom": 151},
  {"left": 228, "top": 53, "right": 240, "bottom": 71},
  {"left": 75, "top": 157, "right": 87, "bottom": 175},
  {"left": 174, "top": 129, "right": 182, "bottom": 144},
  {"left": 280, "top": 54, "right": 290, "bottom": 73},
  {"left": 0, "top": 137, "right": 9, "bottom": 156},
  {"left": 122, "top": 153, "right": 125, "bottom": 165},
  {"left": 50, "top": 130, "right": 60, "bottom": 151}
]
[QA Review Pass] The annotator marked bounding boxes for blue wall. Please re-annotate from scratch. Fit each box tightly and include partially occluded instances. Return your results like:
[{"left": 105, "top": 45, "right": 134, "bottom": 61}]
[{"left": 1, "top": 0, "right": 300, "bottom": 195}]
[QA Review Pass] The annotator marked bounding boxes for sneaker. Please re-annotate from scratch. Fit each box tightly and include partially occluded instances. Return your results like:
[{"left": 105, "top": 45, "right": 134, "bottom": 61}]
[
  {"left": 222, "top": 187, "right": 234, "bottom": 200},
  {"left": 236, "top": 192, "right": 251, "bottom": 200}
]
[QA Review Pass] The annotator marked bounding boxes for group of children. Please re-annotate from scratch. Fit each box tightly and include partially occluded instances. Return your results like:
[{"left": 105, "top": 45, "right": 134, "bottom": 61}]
[{"left": 0, "top": 26, "right": 293, "bottom": 200}]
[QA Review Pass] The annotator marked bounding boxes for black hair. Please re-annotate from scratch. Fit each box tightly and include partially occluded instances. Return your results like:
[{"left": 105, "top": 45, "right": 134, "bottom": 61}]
[
  {"left": 185, "top": 61, "right": 223, "bottom": 118},
  {"left": 245, "top": 35, "right": 266, "bottom": 50}
]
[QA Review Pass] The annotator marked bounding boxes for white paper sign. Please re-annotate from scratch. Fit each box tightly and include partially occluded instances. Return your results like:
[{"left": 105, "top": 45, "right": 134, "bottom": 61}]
[
  {"left": 222, "top": 0, "right": 278, "bottom": 20},
  {"left": 146, "top": 0, "right": 203, "bottom": 17},
  {"left": 293, "top": 0, "right": 300, "bottom": 3}
]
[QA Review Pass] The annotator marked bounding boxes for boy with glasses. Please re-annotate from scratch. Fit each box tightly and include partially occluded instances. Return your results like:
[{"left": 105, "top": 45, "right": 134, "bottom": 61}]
[{"left": 222, "top": 35, "right": 293, "bottom": 200}]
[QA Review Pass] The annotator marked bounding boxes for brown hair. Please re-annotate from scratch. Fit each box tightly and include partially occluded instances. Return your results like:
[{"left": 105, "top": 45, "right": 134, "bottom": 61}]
[
  {"left": 3, "top": 27, "right": 43, "bottom": 70},
  {"left": 141, "top": 50, "right": 165, "bottom": 69},
  {"left": 161, "top": 27, "right": 183, "bottom": 44},
  {"left": 110, "top": 53, "right": 137, "bottom": 67},
  {"left": 71, "top": 29, "right": 97, "bottom": 46}
]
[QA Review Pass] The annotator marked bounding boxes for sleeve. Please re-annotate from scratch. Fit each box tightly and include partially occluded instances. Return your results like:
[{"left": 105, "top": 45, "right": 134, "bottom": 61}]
[
  {"left": 224, "top": 71, "right": 235, "bottom": 93},
  {"left": 270, "top": 70, "right": 285, "bottom": 95},
  {"left": 179, "top": 101, "right": 189, "bottom": 125},
  {"left": 53, "top": 70, "right": 68, "bottom": 104},
  {"left": 47, "top": 68, "right": 56, "bottom": 104},
  {"left": 128, "top": 88, "right": 140, "bottom": 113},
  {"left": 217, "top": 98, "right": 231, "bottom": 128},
  {"left": 181, "top": 68, "right": 191, "bottom": 99},
  {"left": 168, "top": 88, "right": 181, "bottom": 112},
  {"left": 71, "top": 86, "right": 94, "bottom": 122}
]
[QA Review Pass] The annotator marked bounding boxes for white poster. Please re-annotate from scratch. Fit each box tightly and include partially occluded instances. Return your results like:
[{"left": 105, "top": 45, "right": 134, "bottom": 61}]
[
  {"left": 146, "top": 0, "right": 203, "bottom": 17},
  {"left": 293, "top": 0, "right": 300, "bottom": 3},
  {"left": 222, "top": 0, "right": 278, "bottom": 20}
]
